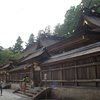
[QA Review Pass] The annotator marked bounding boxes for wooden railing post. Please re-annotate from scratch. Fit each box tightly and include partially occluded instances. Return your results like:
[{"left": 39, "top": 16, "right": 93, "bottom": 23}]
[
  {"left": 75, "top": 65, "right": 77, "bottom": 86},
  {"left": 93, "top": 57, "right": 97, "bottom": 87},
  {"left": 30, "top": 64, "right": 35, "bottom": 85},
  {"left": 74, "top": 61, "right": 77, "bottom": 86},
  {"left": 61, "top": 64, "right": 63, "bottom": 86}
]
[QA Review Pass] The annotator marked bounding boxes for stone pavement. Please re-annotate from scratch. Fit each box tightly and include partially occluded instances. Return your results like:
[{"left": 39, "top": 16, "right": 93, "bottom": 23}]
[{"left": 0, "top": 89, "right": 32, "bottom": 100}]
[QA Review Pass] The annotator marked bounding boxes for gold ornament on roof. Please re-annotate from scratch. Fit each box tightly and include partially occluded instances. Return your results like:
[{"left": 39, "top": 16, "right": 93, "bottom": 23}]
[
  {"left": 94, "top": 4, "right": 97, "bottom": 7},
  {"left": 84, "top": 20, "right": 88, "bottom": 24},
  {"left": 92, "top": 10, "right": 95, "bottom": 12},
  {"left": 4, "top": 70, "right": 7, "bottom": 74},
  {"left": 80, "top": 2, "right": 84, "bottom": 6},
  {"left": 9, "top": 61, "right": 13, "bottom": 63},
  {"left": 68, "top": 32, "right": 70, "bottom": 34},
  {"left": 82, "top": 36, "right": 85, "bottom": 39},
  {"left": 83, "top": 10, "right": 85, "bottom": 12},
  {"left": 33, "top": 62, "right": 37, "bottom": 68},
  {"left": 83, "top": 20, "right": 88, "bottom": 25},
  {"left": 24, "top": 65, "right": 28, "bottom": 70}
]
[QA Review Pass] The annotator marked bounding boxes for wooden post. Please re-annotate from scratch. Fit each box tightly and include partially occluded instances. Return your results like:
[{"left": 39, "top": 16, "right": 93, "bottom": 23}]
[
  {"left": 44, "top": 74, "right": 47, "bottom": 100},
  {"left": 50, "top": 66, "right": 52, "bottom": 84},
  {"left": 60, "top": 64, "right": 63, "bottom": 86},
  {"left": 93, "top": 57, "right": 97, "bottom": 87},
  {"left": 30, "top": 64, "right": 35, "bottom": 85},
  {"left": 4, "top": 73, "right": 7, "bottom": 83},
  {"left": 75, "top": 61, "right": 78, "bottom": 86},
  {"left": 40, "top": 70, "right": 42, "bottom": 84},
  {"left": 87, "top": 67, "right": 89, "bottom": 79},
  {"left": 7, "top": 72, "right": 10, "bottom": 83}
]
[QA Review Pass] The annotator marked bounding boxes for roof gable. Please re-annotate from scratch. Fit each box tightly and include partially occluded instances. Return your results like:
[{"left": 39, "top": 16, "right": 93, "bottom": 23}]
[{"left": 75, "top": 7, "right": 100, "bottom": 33}]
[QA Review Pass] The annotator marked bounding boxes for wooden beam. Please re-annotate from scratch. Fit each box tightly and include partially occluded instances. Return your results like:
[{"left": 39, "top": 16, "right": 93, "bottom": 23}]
[
  {"left": 41, "top": 48, "right": 100, "bottom": 66},
  {"left": 41, "top": 62, "right": 100, "bottom": 72},
  {"left": 93, "top": 57, "right": 98, "bottom": 87},
  {"left": 75, "top": 61, "right": 78, "bottom": 86},
  {"left": 30, "top": 64, "right": 34, "bottom": 81},
  {"left": 49, "top": 35, "right": 89, "bottom": 52},
  {"left": 42, "top": 79, "right": 100, "bottom": 83}
]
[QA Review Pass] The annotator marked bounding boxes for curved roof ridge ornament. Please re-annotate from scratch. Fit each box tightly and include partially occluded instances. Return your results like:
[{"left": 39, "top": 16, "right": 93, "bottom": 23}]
[{"left": 80, "top": 0, "right": 99, "bottom": 16}]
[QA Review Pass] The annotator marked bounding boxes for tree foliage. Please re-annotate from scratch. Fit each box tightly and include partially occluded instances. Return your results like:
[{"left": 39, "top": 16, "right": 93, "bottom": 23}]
[
  {"left": 36, "top": 25, "right": 52, "bottom": 41},
  {"left": 0, "top": 46, "right": 4, "bottom": 51},
  {"left": 82, "top": 0, "right": 100, "bottom": 12},
  {"left": 54, "top": 5, "right": 81, "bottom": 36},
  {"left": 13, "top": 36, "right": 24, "bottom": 53},
  {"left": 0, "top": 36, "right": 24, "bottom": 64},
  {"left": 54, "top": 0, "right": 100, "bottom": 37},
  {"left": 28, "top": 33, "right": 35, "bottom": 45},
  {"left": 0, "top": 49, "right": 22, "bottom": 64},
  {"left": 1, "top": 0, "right": 100, "bottom": 65}
]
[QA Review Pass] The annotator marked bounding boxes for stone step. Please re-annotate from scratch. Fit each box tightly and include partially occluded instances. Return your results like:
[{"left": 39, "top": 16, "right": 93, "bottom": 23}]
[
  {"left": 17, "top": 91, "right": 34, "bottom": 97},
  {"left": 26, "top": 90, "right": 39, "bottom": 94},
  {"left": 14, "top": 92, "right": 33, "bottom": 99},
  {"left": 14, "top": 87, "right": 51, "bottom": 100}
]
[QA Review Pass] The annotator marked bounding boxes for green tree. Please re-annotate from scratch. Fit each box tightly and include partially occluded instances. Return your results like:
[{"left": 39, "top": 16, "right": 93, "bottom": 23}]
[
  {"left": 13, "top": 36, "right": 24, "bottom": 53},
  {"left": 28, "top": 33, "right": 35, "bottom": 45},
  {"left": 54, "top": 0, "right": 100, "bottom": 37},
  {"left": 82, "top": 0, "right": 100, "bottom": 12},
  {"left": 14, "top": 51, "right": 22, "bottom": 58},
  {"left": 54, "top": 6, "right": 81, "bottom": 36},
  {"left": 44, "top": 25, "right": 52, "bottom": 34},
  {"left": 8, "top": 46, "right": 14, "bottom": 52},
  {"left": 53, "top": 23, "right": 61, "bottom": 34},
  {"left": 0, "top": 49, "right": 22, "bottom": 64},
  {"left": 0, "top": 46, "right": 4, "bottom": 51},
  {"left": 36, "top": 25, "right": 52, "bottom": 41}
]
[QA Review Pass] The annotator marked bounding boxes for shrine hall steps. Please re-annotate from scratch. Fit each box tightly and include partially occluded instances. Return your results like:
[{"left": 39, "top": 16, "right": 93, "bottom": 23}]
[
  {"left": 13, "top": 87, "right": 51, "bottom": 100},
  {"left": 2, "top": 83, "right": 11, "bottom": 89}
]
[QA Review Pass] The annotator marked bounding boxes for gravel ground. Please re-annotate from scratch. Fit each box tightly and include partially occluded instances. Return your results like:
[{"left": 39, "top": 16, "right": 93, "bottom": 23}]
[{"left": 0, "top": 89, "right": 32, "bottom": 100}]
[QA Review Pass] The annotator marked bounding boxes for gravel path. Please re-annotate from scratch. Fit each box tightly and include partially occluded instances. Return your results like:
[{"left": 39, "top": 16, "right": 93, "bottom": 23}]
[{"left": 0, "top": 89, "right": 32, "bottom": 100}]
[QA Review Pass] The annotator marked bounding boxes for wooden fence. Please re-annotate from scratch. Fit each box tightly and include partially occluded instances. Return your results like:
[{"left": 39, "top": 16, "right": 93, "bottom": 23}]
[{"left": 41, "top": 56, "right": 100, "bottom": 87}]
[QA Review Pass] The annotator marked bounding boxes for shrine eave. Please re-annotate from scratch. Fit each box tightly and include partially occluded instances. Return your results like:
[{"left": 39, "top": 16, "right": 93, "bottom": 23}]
[{"left": 41, "top": 41, "right": 100, "bottom": 66}]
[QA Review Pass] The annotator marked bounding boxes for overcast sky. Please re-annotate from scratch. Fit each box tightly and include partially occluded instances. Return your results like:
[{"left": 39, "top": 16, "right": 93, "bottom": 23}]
[{"left": 0, "top": 0, "right": 81, "bottom": 48}]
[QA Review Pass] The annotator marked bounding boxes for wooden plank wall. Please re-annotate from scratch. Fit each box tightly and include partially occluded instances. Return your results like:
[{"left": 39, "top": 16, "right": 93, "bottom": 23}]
[
  {"left": 41, "top": 55, "right": 100, "bottom": 87},
  {"left": 8, "top": 69, "right": 40, "bottom": 86},
  {"left": 9, "top": 69, "right": 30, "bottom": 83},
  {"left": 0, "top": 74, "right": 5, "bottom": 81}
]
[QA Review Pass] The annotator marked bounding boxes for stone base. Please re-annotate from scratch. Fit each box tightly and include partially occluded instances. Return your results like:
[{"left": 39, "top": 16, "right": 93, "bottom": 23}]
[
  {"left": 51, "top": 87, "right": 100, "bottom": 100},
  {"left": 11, "top": 83, "right": 20, "bottom": 90}
]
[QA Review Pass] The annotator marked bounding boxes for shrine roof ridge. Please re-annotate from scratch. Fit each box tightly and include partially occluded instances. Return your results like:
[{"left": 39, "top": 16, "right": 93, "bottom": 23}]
[
  {"left": 47, "top": 41, "right": 100, "bottom": 60},
  {"left": 9, "top": 63, "right": 31, "bottom": 71}
]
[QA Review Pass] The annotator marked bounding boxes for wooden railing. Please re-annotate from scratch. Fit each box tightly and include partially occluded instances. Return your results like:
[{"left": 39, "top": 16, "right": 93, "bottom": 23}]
[{"left": 41, "top": 62, "right": 100, "bottom": 87}]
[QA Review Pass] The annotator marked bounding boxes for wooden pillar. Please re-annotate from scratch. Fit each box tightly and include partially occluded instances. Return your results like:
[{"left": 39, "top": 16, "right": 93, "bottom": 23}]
[
  {"left": 50, "top": 69, "right": 52, "bottom": 81},
  {"left": 49, "top": 66, "right": 52, "bottom": 85},
  {"left": 4, "top": 73, "right": 7, "bottom": 83},
  {"left": 60, "top": 64, "right": 63, "bottom": 86},
  {"left": 30, "top": 64, "right": 35, "bottom": 83},
  {"left": 40, "top": 70, "right": 42, "bottom": 83},
  {"left": 75, "top": 61, "right": 78, "bottom": 86},
  {"left": 87, "top": 67, "right": 89, "bottom": 79},
  {"left": 7, "top": 72, "right": 10, "bottom": 83},
  {"left": 49, "top": 66, "right": 52, "bottom": 83},
  {"left": 93, "top": 57, "right": 97, "bottom": 87}
]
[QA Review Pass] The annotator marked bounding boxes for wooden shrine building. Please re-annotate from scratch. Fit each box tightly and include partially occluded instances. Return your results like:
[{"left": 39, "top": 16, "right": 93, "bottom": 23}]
[
  {"left": 0, "top": 4, "right": 100, "bottom": 100},
  {"left": 0, "top": 35, "right": 64, "bottom": 86}
]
